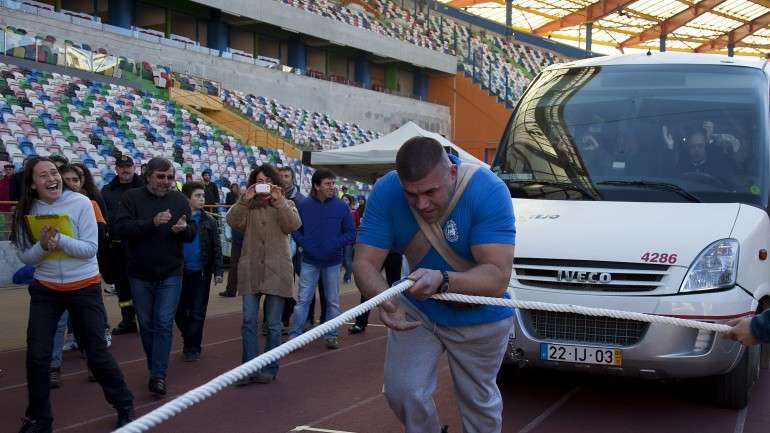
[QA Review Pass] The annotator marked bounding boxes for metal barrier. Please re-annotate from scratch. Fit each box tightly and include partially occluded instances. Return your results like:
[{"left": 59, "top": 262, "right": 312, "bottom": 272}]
[{"left": 204, "top": 206, "right": 232, "bottom": 259}]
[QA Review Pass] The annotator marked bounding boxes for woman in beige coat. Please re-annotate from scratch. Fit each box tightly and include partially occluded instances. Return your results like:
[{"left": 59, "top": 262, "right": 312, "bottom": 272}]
[{"left": 226, "top": 164, "right": 301, "bottom": 384}]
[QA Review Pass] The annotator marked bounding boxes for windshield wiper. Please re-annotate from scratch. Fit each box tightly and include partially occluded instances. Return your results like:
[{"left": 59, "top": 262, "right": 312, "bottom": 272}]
[
  {"left": 508, "top": 180, "right": 598, "bottom": 200},
  {"left": 597, "top": 180, "right": 701, "bottom": 203}
]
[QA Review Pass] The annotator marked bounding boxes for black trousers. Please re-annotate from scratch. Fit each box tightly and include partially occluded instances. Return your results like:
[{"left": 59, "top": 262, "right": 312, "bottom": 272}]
[
  {"left": 110, "top": 241, "right": 135, "bottom": 323},
  {"left": 26, "top": 281, "right": 133, "bottom": 424},
  {"left": 224, "top": 242, "right": 242, "bottom": 296},
  {"left": 175, "top": 269, "right": 212, "bottom": 354},
  {"left": 354, "top": 252, "right": 403, "bottom": 329}
]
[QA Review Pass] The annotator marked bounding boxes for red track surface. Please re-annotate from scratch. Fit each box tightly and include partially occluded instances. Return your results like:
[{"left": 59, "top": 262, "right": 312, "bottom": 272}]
[{"left": 1, "top": 291, "right": 769, "bottom": 433}]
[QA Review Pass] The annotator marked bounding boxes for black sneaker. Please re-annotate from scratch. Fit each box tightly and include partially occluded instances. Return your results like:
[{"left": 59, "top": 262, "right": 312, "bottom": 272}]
[
  {"left": 116, "top": 406, "right": 135, "bottom": 428},
  {"left": 148, "top": 378, "right": 167, "bottom": 396},
  {"left": 112, "top": 321, "right": 137, "bottom": 335},
  {"left": 348, "top": 324, "right": 365, "bottom": 334},
  {"left": 218, "top": 291, "right": 236, "bottom": 298},
  {"left": 441, "top": 425, "right": 449, "bottom": 433},
  {"left": 18, "top": 418, "right": 52, "bottom": 433},
  {"left": 49, "top": 368, "right": 61, "bottom": 389},
  {"left": 183, "top": 352, "right": 200, "bottom": 362}
]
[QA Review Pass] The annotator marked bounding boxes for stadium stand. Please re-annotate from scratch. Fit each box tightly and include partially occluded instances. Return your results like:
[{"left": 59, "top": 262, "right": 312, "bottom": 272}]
[
  {"left": 223, "top": 89, "right": 382, "bottom": 151},
  {"left": 0, "top": 0, "right": 568, "bottom": 109},
  {"left": 0, "top": 60, "right": 299, "bottom": 190}
]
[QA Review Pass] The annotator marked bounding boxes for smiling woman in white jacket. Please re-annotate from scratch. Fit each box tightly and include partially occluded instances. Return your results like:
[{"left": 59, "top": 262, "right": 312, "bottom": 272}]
[{"left": 10, "top": 157, "right": 134, "bottom": 433}]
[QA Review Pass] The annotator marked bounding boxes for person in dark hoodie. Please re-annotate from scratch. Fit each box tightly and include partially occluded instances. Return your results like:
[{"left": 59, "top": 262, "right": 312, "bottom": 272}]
[
  {"left": 114, "top": 157, "right": 196, "bottom": 396},
  {"left": 289, "top": 169, "right": 355, "bottom": 349},
  {"left": 101, "top": 155, "right": 144, "bottom": 335}
]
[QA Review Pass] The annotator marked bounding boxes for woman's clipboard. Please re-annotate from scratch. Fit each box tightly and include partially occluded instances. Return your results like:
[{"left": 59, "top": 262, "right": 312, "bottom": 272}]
[{"left": 25, "top": 214, "right": 75, "bottom": 260}]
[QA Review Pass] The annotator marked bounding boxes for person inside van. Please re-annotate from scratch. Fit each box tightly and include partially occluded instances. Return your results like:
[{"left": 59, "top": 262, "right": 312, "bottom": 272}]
[{"left": 677, "top": 127, "right": 735, "bottom": 186}]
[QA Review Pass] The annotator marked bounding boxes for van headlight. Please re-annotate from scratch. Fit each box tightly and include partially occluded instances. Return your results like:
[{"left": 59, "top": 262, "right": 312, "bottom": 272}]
[{"left": 680, "top": 239, "right": 739, "bottom": 293}]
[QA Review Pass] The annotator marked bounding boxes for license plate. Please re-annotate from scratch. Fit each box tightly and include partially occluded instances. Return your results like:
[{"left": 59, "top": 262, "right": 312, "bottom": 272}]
[{"left": 539, "top": 343, "right": 622, "bottom": 366}]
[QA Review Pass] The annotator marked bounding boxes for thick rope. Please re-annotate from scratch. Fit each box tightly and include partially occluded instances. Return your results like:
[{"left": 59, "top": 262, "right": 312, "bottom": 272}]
[
  {"left": 113, "top": 279, "right": 415, "bottom": 433},
  {"left": 114, "top": 282, "right": 732, "bottom": 433},
  {"left": 432, "top": 293, "right": 732, "bottom": 333}
]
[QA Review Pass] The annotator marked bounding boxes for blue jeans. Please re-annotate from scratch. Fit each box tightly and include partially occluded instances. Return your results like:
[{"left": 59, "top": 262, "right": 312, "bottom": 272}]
[
  {"left": 343, "top": 245, "right": 354, "bottom": 283},
  {"left": 289, "top": 263, "right": 341, "bottom": 339},
  {"left": 129, "top": 276, "right": 182, "bottom": 380},
  {"left": 50, "top": 311, "right": 68, "bottom": 369},
  {"left": 242, "top": 293, "right": 285, "bottom": 378}
]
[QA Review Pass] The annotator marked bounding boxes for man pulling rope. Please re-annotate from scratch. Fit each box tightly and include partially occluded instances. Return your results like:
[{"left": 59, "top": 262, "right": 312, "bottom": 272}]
[{"left": 353, "top": 137, "right": 516, "bottom": 433}]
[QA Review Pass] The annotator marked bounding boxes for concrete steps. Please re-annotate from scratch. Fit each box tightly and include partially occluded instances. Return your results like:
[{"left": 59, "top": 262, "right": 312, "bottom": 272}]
[{"left": 170, "top": 87, "right": 302, "bottom": 160}]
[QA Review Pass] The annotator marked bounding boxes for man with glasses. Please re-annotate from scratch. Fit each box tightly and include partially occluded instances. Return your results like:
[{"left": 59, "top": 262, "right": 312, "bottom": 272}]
[{"left": 114, "top": 157, "right": 196, "bottom": 395}]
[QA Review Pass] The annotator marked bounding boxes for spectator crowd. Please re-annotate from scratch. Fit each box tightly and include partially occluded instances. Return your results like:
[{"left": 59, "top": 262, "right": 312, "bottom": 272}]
[{"left": 6, "top": 153, "right": 367, "bottom": 433}]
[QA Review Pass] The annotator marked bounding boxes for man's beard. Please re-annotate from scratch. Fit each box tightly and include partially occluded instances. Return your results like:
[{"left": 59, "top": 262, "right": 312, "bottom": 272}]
[{"left": 148, "top": 185, "right": 169, "bottom": 197}]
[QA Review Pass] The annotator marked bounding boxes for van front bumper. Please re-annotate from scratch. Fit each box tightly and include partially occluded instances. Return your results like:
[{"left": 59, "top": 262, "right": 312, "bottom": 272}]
[{"left": 503, "top": 285, "right": 756, "bottom": 379}]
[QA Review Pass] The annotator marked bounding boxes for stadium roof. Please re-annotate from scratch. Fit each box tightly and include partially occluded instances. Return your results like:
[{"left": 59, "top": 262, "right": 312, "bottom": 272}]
[{"left": 439, "top": 0, "right": 770, "bottom": 57}]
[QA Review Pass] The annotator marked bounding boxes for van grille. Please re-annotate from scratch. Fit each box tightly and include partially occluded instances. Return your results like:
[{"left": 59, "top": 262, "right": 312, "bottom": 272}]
[
  {"left": 514, "top": 258, "right": 669, "bottom": 292},
  {"left": 526, "top": 310, "right": 648, "bottom": 347}
]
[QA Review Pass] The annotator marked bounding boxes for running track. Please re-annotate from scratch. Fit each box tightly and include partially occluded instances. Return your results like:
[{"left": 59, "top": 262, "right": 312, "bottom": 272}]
[{"left": 1, "top": 291, "right": 769, "bottom": 433}]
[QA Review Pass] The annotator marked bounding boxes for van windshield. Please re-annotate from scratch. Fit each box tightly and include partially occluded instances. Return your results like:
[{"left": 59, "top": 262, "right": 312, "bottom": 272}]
[{"left": 492, "top": 64, "right": 769, "bottom": 208}]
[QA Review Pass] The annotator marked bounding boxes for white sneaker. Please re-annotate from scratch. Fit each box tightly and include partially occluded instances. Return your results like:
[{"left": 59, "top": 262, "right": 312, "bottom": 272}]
[
  {"left": 63, "top": 335, "right": 78, "bottom": 351},
  {"left": 103, "top": 284, "right": 117, "bottom": 295}
]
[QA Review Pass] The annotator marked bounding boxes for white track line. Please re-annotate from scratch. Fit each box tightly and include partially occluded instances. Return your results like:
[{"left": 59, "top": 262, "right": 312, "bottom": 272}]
[
  {"left": 289, "top": 365, "right": 451, "bottom": 433},
  {"left": 0, "top": 336, "right": 242, "bottom": 392},
  {"left": 517, "top": 386, "right": 582, "bottom": 433},
  {"left": 733, "top": 406, "right": 748, "bottom": 433},
  {"left": 0, "top": 290, "right": 364, "bottom": 355},
  {"left": 54, "top": 394, "right": 181, "bottom": 432},
  {"left": 51, "top": 336, "right": 387, "bottom": 432},
  {"left": 291, "top": 426, "right": 358, "bottom": 432},
  {"left": 342, "top": 322, "right": 386, "bottom": 328}
]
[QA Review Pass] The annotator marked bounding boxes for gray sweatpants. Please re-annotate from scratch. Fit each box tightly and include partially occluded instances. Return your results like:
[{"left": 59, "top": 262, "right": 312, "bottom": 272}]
[{"left": 383, "top": 295, "right": 514, "bottom": 433}]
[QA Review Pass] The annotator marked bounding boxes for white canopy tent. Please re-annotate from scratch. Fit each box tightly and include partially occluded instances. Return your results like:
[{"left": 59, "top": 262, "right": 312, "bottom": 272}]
[{"left": 302, "top": 122, "right": 489, "bottom": 184}]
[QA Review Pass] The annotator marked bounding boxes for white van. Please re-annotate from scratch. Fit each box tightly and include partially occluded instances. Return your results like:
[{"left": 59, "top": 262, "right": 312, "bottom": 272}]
[{"left": 493, "top": 53, "right": 769, "bottom": 409}]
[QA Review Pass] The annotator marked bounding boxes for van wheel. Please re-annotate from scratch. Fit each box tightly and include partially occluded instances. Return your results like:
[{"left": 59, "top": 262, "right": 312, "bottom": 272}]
[{"left": 713, "top": 345, "right": 759, "bottom": 409}]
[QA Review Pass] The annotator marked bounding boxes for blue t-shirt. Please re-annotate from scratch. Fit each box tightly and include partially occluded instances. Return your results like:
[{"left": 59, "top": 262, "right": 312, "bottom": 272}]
[
  {"left": 183, "top": 210, "right": 203, "bottom": 272},
  {"left": 357, "top": 164, "right": 515, "bottom": 326}
]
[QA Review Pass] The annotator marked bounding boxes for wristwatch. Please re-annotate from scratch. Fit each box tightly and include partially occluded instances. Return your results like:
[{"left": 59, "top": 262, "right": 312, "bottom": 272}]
[{"left": 438, "top": 270, "right": 450, "bottom": 294}]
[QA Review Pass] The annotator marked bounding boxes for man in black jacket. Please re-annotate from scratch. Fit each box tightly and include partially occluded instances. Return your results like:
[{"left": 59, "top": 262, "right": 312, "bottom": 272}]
[
  {"left": 114, "top": 157, "right": 196, "bottom": 396},
  {"left": 101, "top": 155, "right": 144, "bottom": 335},
  {"left": 201, "top": 169, "right": 220, "bottom": 206}
]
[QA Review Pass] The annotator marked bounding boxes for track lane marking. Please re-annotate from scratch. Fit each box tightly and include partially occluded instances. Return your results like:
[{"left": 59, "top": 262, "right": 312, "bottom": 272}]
[
  {"left": 291, "top": 427, "right": 358, "bottom": 432},
  {"left": 0, "top": 288, "right": 364, "bottom": 354},
  {"left": 0, "top": 324, "right": 386, "bottom": 392},
  {"left": 289, "top": 366, "right": 452, "bottom": 433},
  {"left": 517, "top": 386, "right": 581, "bottom": 433},
  {"left": 47, "top": 336, "right": 387, "bottom": 431},
  {"left": 733, "top": 406, "right": 748, "bottom": 433}
]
